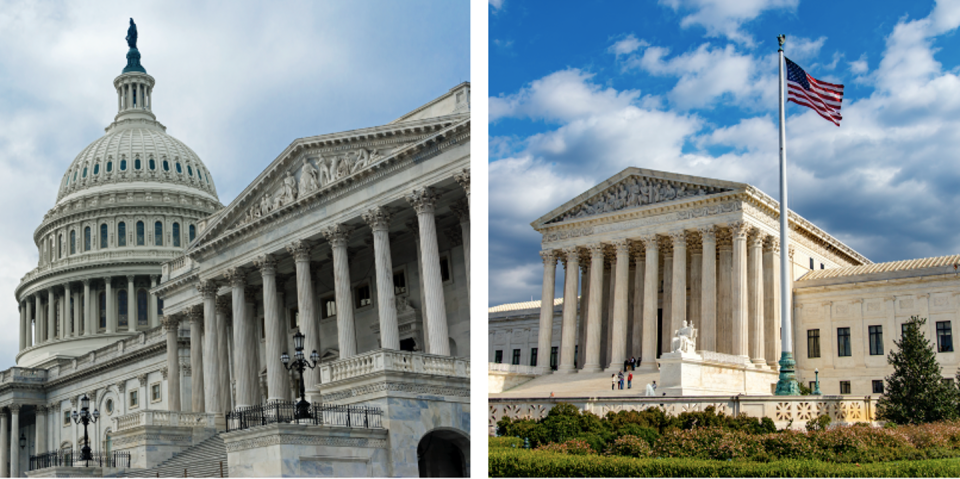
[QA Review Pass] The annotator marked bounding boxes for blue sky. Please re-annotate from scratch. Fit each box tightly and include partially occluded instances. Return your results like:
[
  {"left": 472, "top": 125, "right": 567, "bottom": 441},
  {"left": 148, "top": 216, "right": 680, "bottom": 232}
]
[
  {"left": 0, "top": 0, "right": 468, "bottom": 368},
  {"left": 488, "top": 0, "right": 960, "bottom": 306}
]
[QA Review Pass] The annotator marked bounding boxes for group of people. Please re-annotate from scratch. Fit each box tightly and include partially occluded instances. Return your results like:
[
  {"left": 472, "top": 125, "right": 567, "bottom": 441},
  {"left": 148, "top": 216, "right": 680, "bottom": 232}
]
[
  {"left": 611, "top": 370, "right": 634, "bottom": 390},
  {"left": 623, "top": 356, "right": 639, "bottom": 371}
]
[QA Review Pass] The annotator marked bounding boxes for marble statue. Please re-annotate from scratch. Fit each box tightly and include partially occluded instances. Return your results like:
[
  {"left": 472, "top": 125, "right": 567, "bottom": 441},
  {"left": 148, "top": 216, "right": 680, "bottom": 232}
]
[
  {"left": 299, "top": 158, "right": 320, "bottom": 193},
  {"left": 670, "top": 320, "right": 697, "bottom": 355}
]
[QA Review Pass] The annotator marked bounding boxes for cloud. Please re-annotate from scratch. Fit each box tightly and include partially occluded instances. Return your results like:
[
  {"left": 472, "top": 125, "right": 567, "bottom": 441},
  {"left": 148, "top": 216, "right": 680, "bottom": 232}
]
[
  {"left": 658, "top": 0, "right": 799, "bottom": 45},
  {"left": 489, "top": 69, "right": 642, "bottom": 122},
  {"left": 608, "top": 34, "right": 648, "bottom": 57},
  {"left": 489, "top": 0, "right": 505, "bottom": 11},
  {"left": 849, "top": 53, "right": 868, "bottom": 74}
]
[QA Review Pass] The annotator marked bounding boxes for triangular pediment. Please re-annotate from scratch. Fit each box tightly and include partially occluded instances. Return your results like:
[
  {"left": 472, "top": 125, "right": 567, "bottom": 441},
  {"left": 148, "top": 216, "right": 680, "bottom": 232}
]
[
  {"left": 533, "top": 167, "right": 743, "bottom": 228},
  {"left": 188, "top": 113, "right": 468, "bottom": 252}
]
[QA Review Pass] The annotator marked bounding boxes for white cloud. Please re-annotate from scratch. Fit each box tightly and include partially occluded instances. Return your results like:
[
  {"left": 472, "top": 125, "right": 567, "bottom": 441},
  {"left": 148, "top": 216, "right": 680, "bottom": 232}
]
[
  {"left": 608, "top": 34, "right": 648, "bottom": 57},
  {"left": 658, "top": 0, "right": 799, "bottom": 45},
  {"left": 489, "top": 69, "right": 642, "bottom": 122},
  {"left": 489, "top": 0, "right": 505, "bottom": 11},
  {"left": 849, "top": 53, "right": 868, "bottom": 74}
]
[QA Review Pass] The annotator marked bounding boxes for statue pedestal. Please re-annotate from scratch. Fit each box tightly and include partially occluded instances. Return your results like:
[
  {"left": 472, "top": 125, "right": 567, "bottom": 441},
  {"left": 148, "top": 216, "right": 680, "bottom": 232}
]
[{"left": 658, "top": 351, "right": 778, "bottom": 396}]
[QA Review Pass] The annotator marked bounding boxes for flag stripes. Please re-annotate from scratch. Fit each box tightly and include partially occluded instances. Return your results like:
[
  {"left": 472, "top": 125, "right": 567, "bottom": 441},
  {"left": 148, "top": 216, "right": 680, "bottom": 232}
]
[{"left": 785, "top": 57, "right": 844, "bottom": 126}]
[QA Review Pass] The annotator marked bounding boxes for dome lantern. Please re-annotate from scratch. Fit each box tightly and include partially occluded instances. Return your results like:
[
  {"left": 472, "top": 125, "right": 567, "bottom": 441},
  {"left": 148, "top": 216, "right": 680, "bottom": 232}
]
[{"left": 111, "top": 18, "right": 157, "bottom": 128}]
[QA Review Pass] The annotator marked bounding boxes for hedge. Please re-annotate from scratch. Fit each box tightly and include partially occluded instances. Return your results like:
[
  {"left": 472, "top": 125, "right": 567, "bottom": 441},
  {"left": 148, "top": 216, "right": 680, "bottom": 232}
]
[{"left": 489, "top": 448, "right": 960, "bottom": 477}]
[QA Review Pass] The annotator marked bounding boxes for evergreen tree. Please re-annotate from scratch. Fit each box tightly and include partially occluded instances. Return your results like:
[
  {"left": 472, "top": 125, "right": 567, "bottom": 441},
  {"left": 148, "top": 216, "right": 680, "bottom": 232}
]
[{"left": 877, "top": 316, "right": 959, "bottom": 424}]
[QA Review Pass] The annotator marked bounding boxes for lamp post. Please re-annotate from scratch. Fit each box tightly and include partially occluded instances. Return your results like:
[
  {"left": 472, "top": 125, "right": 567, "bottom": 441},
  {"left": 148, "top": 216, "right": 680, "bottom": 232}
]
[
  {"left": 813, "top": 368, "right": 822, "bottom": 395},
  {"left": 70, "top": 394, "right": 99, "bottom": 465},
  {"left": 19, "top": 433, "right": 25, "bottom": 450},
  {"left": 281, "top": 331, "right": 320, "bottom": 420}
]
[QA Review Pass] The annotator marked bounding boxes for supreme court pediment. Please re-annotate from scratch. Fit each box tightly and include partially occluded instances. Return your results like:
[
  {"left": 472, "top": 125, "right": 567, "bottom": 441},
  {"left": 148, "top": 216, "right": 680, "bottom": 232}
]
[{"left": 533, "top": 167, "right": 741, "bottom": 229}]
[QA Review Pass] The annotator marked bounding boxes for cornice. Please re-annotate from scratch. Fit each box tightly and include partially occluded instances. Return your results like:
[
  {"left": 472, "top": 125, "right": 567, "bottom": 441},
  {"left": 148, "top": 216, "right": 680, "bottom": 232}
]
[{"left": 17, "top": 254, "right": 172, "bottom": 300}]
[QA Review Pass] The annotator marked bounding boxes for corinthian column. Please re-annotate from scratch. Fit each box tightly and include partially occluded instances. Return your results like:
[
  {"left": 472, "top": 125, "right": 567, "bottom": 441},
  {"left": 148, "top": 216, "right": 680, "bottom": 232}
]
[
  {"left": 537, "top": 250, "right": 558, "bottom": 370},
  {"left": 557, "top": 248, "right": 579, "bottom": 373},
  {"left": 104, "top": 279, "right": 116, "bottom": 334},
  {"left": 638, "top": 235, "right": 659, "bottom": 372},
  {"left": 454, "top": 168, "right": 470, "bottom": 207},
  {"left": 406, "top": 187, "right": 449, "bottom": 356},
  {"left": 72, "top": 290, "right": 81, "bottom": 338},
  {"left": 9, "top": 405, "right": 20, "bottom": 478},
  {"left": 363, "top": 208, "right": 400, "bottom": 350},
  {"left": 606, "top": 240, "right": 630, "bottom": 372},
  {"left": 748, "top": 230, "right": 766, "bottom": 368},
  {"left": 670, "top": 231, "right": 687, "bottom": 336},
  {"left": 35, "top": 405, "right": 46, "bottom": 454},
  {"left": 576, "top": 263, "right": 590, "bottom": 369},
  {"left": 226, "top": 268, "right": 256, "bottom": 408},
  {"left": 581, "top": 244, "right": 605, "bottom": 373},
  {"left": 255, "top": 254, "right": 287, "bottom": 402},
  {"left": 451, "top": 199, "right": 470, "bottom": 291},
  {"left": 150, "top": 275, "right": 159, "bottom": 328},
  {"left": 47, "top": 287, "right": 56, "bottom": 340},
  {"left": 188, "top": 306, "right": 205, "bottom": 413},
  {"left": 630, "top": 249, "right": 644, "bottom": 360},
  {"left": 127, "top": 276, "right": 137, "bottom": 332},
  {"left": 26, "top": 299, "right": 34, "bottom": 347},
  {"left": 216, "top": 296, "right": 233, "bottom": 412},
  {"left": 18, "top": 303, "right": 25, "bottom": 351},
  {"left": 36, "top": 295, "right": 43, "bottom": 342},
  {"left": 286, "top": 240, "right": 321, "bottom": 388},
  {"left": 730, "top": 221, "right": 749, "bottom": 359},
  {"left": 196, "top": 281, "right": 220, "bottom": 415},
  {"left": 162, "top": 315, "right": 181, "bottom": 412},
  {"left": 324, "top": 224, "right": 358, "bottom": 358},
  {"left": 763, "top": 236, "right": 782, "bottom": 369},
  {"left": 699, "top": 226, "right": 718, "bottom": 352},
  {"left": 82, "top": 280, "right": 91, "bottom": 336},
  {"left": 0, "top": 408, "right": 7, "bottom": 477}
]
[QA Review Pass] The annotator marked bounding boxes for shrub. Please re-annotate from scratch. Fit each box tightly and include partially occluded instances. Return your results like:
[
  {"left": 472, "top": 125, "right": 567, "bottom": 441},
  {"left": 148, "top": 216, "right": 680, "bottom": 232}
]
[
  {"left": 614, "top": 423, "right": 660, "bottom": 446},
  {"left": 489, "top": 436, "right": 524, "bottom": 449},
  {"left": 654, "top": 428, "right": 764, "bottom": 461},
  {"left": 533, "top": 438, "right": 595, "bottom": 455},
  {"left": 806, "top": 413, "right": 831, "bottom": 432},
  {"left": 606, "top": 435, "right": 651, "bottom": 458}
]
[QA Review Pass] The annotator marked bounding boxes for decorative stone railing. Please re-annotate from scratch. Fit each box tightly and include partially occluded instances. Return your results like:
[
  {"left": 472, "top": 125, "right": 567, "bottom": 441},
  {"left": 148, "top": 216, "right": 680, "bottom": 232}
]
[
  {"left": 114, "top": 410, "right": 218, "bottom": 432},
  {"left": 0, "top": 367, "right": 48, "bottom": 384},
  {"left": 21, "top": 249, "right": 181, "bottom": 285},
  {"left": 488, "top": 363, "right": 548, "bottom": 375},
  {"left": 319, "top": 349, "right": 470, "bottom": 384},
  {"left": 161, "top": 254, "right": 197, "bottom": 281},
  {"left": 489, "top": 395, "right": 880, "bottom": 434}
]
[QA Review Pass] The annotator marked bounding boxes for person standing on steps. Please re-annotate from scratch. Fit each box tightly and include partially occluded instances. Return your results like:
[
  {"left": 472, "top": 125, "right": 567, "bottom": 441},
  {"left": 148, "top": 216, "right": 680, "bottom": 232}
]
[
  {"left": 627, "top": 371, "right": 633, "bottom": 389},
  {"left": 611, "top": 374, "right": 617, "bottom": 390}
]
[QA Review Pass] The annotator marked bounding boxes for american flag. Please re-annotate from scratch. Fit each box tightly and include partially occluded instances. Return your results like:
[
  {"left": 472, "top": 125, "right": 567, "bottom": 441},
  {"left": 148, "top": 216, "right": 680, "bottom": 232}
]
[{"left": 785, "top": 57, "right": 844, "bottom": 126}]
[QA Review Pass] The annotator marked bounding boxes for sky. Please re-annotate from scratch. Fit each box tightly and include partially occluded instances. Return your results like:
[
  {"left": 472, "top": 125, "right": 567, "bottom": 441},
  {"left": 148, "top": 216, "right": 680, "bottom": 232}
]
[
  {"left": 489, "top": 0, "right": 960, "bottom": 307},
  {"left": 0, "top": 0, "right": 469, "bottom": 368}
]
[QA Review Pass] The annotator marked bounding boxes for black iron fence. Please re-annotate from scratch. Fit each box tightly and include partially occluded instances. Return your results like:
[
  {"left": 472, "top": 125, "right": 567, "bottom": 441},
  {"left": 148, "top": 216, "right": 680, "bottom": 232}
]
[
  {"left": 29, "top": 450, "right": 131, "bottom": 470},
  {"left": 226, "top": 401, "right": 383, "bottom": 432}
]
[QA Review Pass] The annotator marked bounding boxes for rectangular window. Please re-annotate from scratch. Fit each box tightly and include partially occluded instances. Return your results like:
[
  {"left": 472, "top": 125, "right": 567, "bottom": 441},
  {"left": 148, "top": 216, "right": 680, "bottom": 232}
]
[
  {"left": 291, "top": 309, "right": 299, "bottom": 329},
  {"left": 63, "top": 410, "right": 71, "bottom": 427},
  {"left": 837, "top": 327, "right": 851, "bottom": 357},
  {"left": 118, "top": 222, "right": 126, "bottom": 247},
  {"left": 820, "top": 263, "right": 825, "bottom": 269},
  {"left": 151, "top": 383, "right": 161, "bottom": 403},
  {"left": 355, "top": 284, "right": 372, "bottom": 309},
  {"left": 512, "top": 349, "right": 521, "bottom": 365},
  {"left": 809, "top": 381, "right": 816, "bottom": 391},
  {"left": 872, "top": 380, "right": 884, "bottom": 394},
  {"left": 902, "top": 322, "right": 909, "bottom": 338},
  {"left": 809, "top": 257, "right": 814, "bottom": 270},
  {"left": 494, "top": 350, "right": 503, "bottom": 364},
  {"left": 393, "top": 271, "right": 407, "bottom": 295},
  {"left": 840, "top": 381, "right": 851, "bottom": 394},
  {"left": 129, "top": 390, "right": 139, "bottom": 409},
  {"left": 321, "top": 296, "right": 336, "bottom": 319},
  {"left": 944, "top": 378, "right": 955, "bottom": 386},
  {"left": 550, "top": 346, "right": 559, "bottom": 370},
  {"left": 261, "top": 317, "right": 265, "bottom": 339},
  {"left": 869, "top": 325, "right": 883, "bottom": 356},
  {"left": 530, "top": 348, "right": 538, "bottom": 367},
  {"left": 440, "top": 256, "right": 451, "bottom": 282},
  {"left": 937, "top": 321, "right": 954, "bottom": 352},
  {"left": 807, "top": 329, "right": 821, "bottom": 358}
]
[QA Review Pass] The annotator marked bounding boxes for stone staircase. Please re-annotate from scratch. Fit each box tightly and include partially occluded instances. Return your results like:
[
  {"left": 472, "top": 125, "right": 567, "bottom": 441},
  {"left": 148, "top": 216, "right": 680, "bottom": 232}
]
[{"left": 119, "top": 434, "right": 228, "bottom": 478}]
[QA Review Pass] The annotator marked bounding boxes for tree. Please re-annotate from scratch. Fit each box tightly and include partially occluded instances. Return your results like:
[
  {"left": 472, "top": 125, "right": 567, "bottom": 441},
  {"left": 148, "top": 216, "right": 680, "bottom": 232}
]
[{"left": 877, "top": 316, "right": 959, "bottom": 424}]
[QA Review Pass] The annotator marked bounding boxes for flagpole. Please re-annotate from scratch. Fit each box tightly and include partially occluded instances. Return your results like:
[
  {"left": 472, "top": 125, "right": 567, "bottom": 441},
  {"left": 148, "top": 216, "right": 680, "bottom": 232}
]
[{"left": 775, "top": 34, "right": 800, "bottom": 395}]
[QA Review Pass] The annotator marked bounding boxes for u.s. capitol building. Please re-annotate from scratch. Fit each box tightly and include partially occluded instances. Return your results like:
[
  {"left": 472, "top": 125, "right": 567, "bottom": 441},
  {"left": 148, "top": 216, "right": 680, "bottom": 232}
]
[{"left": 1, "top": 22, "right": 470, "bottom": 478}]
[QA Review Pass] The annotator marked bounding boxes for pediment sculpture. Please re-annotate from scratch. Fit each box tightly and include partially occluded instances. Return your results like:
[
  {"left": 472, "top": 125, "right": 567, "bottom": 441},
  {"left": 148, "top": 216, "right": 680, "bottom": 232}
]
[
  {"left": 548, "top": 176, "right": 730, "bottom": 224},
  {"left": 670, "top": 320, "right": 697, "bottom": 355}
]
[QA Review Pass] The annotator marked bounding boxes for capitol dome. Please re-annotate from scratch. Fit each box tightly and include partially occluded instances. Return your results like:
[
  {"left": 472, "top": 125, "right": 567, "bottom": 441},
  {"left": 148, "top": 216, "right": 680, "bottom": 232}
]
[{"left": 14, "top": 35, "right": 223, "bottom": 368}]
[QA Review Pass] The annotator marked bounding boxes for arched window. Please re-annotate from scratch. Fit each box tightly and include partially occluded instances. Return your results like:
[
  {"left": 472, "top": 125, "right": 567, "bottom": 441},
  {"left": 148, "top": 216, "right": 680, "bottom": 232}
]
[
  {"left": 149, "top": 159, "right": 156, "bottom": 170},
  {"left": 93, "top": 164, "right": 99, "bottom": 175},
  {"left": 82, "top": 167, "right": 87, "bottom": 178},
  {"left": 100, "top": 224, "right": 108, "bottom": 248},
  {"left": 120, "top": 159, "right": 127, "bottom": 171},
  {"left": 58, "top": 235, "right": 62, "bottom": 259},
  {"left": 162, "top": 160, "right": 170, "bottom": 172},
  {"left": 137, "top": 289, "right": 148, "bottom": 325},
  {"left": 189, "top": 224, "right": 196, "bottom": 242},
  {"left": 187, "top": 165, "right": 193, "bottom": 176},
  {"left": 84, "top": 227, "right": 91, "bottom": 251},
  {"left": 136, "top": 221, "right": 145, "bottom": 245},
  {"left": 118, "top": 290, "right": 128, "bottom": 328},
  {"left": 135, "top": 159, "right": 141, "bottom": 170},
  {"left": 99, "top": 292, "right": 106, "bottom": 328},
  {"left": 175, "top": 162, "right": 182, "bottom": 173},
  {"left": 117, "top": 222, "right": 126, "bottom": 247},
  {"left": 70, "top": 230, "right": 76, "bottom": 254},
  {"left": 155, "top": 221, "right": 163, "bottom": 246},
  {"left": 106, "top": 161, "right": 113, "bottom": 173},
  {"left": 172, "top": 222, "right": 180, "bottom": 247}
]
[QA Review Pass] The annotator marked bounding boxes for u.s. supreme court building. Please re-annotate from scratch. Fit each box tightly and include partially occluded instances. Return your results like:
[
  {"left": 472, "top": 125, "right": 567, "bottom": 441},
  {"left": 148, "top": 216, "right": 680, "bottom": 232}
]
[
  {"left": 489, "top": 167, "right": 960, "bottom": 430},
  {"left": 0, "top": 24, "right": 470, "bottom": 478}
]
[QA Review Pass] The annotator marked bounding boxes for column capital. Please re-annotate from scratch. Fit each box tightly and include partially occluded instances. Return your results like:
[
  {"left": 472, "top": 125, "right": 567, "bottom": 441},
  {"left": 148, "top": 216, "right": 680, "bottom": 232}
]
[
  {"left": 244, "top": 286, "right": 260, "bottom": 301},
  {"left": 404, "top": 219, "right": 420, "bottom": 238},
  {"left": 102, "top": 276, "right": 113, "bottom": 286},
  {"left": 196, "top": 280, "right": 218, "bottom": 298},
  {"left": 116, "top": 381, "right": 126, "bottom": 393},
  {"left": 161, "top": 315, "right": 180, "bottom": 331},
  {"left": 323, "top": 224, "right": 353, "bottom": 247},
  {"left": 561, "top": 247, "right": 580, "bottom": 263},
  {"left": 405, "top": 186, "right": 441, "bottom": 215},
  {"left": 150, "top": 275, "right": 160, "bottom": 284},
  {"left": 763, "top": 235, "right": 780, "bottom": 253},
  {"left": 35, "top": 405, "right": 48, "bottom": 413},
  {"left": 638, "top": 233, "right": 658, "bottom": 246},
  {"left": 224, "top": 267, "right": 247, "bottom": 288},
  {"left": 253, "top": 254, "right": 277, "bottom": 275},
  {"left": 137, "top": 373, "right": 148, "bottom": 386},
  {"left": 160, "top": 367, "right": 169, "bottom": 379},
  {"left": 729, "top": 221, "right": 750, "bottom": 239},
  {"left": 362, "top": 207, "right": 392, "bottom": 232},
  {"left": 286, "top": 239, "right": 312, "bottom": 262},
  {"left": 748, "top": 230, "right": 764, "bottom": 248},
  {"left": 126, "top": 274, "right": 136, "bottom": 282},
  {"left": 687, "top": 231, "right": 703, "bottom": 252},
  {"left": 540, "top": 250, "right": 558, "bottom": 265},
  {"left": 668, "top": 230, "right": 687, "bottom": 246},
  {"left": 585, "top": 243, "right": 604, "bottom": 259},
  {"left": 450, "top": 198, "right": 470, "bottom": 224},
  {"left": 788, "top": 245, "right": 796, "bottom": 260},
  {"left": 8, "top": 404, "right": 21, "bottom": 413},
  {"left": 612, "top": 239, "right": 631, "bottom": 255},
  {"left": 216, "top": 295, "right": 232, "bottom": 314},
  {"left": 454, "top": 168, "right": 470, "bottom": 195},
  {"left": 697, "top": 225, "right": 717, "bottom": 241},
  {"left": 189, "top": 306, "right": 204, "bottom": 326},
  {"left": 82, "top": 278, "right": 91, "bottom": 286}
]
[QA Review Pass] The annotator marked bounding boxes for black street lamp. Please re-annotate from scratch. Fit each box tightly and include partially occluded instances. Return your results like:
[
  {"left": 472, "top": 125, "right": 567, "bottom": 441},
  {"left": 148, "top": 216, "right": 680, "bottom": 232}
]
[
  {"left": 281, "top": 330, "right": 320, "bottom": 420},
  {"left": 19, "top": 433, "right": 25, "bottom": 450},
  {"left": 71, "top": 394, "right": 99, "bottom": 465}
]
